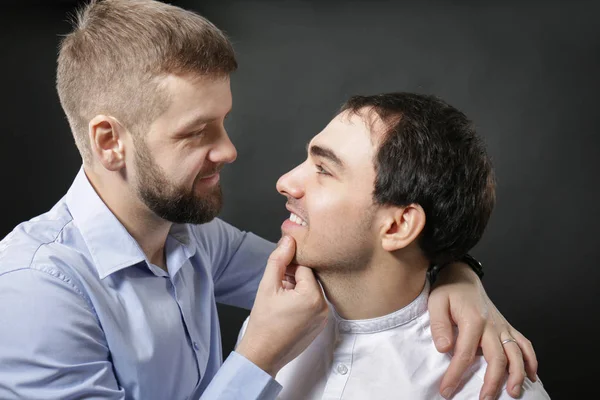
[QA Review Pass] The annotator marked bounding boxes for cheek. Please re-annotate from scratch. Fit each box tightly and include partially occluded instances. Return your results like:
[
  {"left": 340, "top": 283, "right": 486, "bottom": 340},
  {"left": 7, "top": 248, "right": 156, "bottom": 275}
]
[
  {"left": 307, "top": 191, "right": 362, "bottom": 234},
  {"left": 168, "top": 150, "right": 207, "bottom": 183}
]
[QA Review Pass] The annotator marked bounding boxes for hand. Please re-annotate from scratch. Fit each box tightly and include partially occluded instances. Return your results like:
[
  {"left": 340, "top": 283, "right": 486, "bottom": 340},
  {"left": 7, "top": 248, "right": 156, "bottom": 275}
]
[
  {"left": 428, "top": 263, "right": 538, "bottom": 400},
  {"left": 236, "top": 236, "right": 329, "bottom": 377}
]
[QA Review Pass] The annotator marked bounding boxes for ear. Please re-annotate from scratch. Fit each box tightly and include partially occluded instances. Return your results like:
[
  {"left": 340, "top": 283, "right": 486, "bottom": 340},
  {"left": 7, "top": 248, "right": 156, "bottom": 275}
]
[
  {"left": 380, "top": 204, "right": 426, "bottom": 252},
  {"left": 88, "top": 115, "right": 127, "bottom": 171}
]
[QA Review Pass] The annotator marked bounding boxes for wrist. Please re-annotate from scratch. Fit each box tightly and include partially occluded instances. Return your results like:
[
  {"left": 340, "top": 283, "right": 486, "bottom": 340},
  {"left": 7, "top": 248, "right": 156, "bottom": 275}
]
[
  {"left": 428, "top": 254, "right": 484, "bottom": 285},
  {"left": 236, "top": 340, "right": 278, "bottom": 378}
]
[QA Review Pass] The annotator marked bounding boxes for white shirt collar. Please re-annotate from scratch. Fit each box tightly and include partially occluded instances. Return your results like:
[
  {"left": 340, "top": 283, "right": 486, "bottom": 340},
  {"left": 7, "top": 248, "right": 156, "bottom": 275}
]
[{"left": 330, "top": 279, "right": 430, "bottom": 334}]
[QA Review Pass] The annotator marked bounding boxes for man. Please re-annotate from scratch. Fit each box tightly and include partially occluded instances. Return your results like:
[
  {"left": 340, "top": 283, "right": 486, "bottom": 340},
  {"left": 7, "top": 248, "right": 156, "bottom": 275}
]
[
  {"left": 0, "top": 1, "right": 535, "bottom": 399},
  {"left": 238, "top": 92, "right": 549, "bottom": 399}
]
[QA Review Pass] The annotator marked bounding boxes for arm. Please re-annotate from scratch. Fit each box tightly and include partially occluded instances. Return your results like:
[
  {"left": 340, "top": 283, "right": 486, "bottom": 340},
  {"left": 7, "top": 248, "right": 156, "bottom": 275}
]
[
  {"left": 200, "top": 237, "right": 327, "bottom": 399},
  {"left": 428, "top": 262, "right": 538, "bottom": 400},
  {"left": 199, "top": 352, "right": 282, "bottom": 400},
  {"left": 0, "top": 268, "right": 124, "bottom": 399}
]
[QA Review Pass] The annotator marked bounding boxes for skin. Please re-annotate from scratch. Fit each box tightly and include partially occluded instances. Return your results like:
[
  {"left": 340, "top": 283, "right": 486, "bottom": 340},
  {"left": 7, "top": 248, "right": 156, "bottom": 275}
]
[
  {"left": 277, "top": 112, "right": 429, "bottom": 321},
  {"left": 86, "top": 73, "right": 236, "bottom": 270},
  {"left": 276, "top": 110, "right": 538, "bottom": 399},
  {"left": 85, "top": 72, "right": 537, "bottom": 399}
]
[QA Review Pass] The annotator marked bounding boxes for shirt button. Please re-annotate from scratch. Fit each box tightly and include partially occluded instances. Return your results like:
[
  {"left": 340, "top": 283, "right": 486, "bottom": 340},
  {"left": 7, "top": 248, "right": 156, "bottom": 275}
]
[
  {"left": 336, "top": 364, "right": 348, "bottom": 375},
  {"left": 193, "top": 341, "right": 200, "bottom": 351}
]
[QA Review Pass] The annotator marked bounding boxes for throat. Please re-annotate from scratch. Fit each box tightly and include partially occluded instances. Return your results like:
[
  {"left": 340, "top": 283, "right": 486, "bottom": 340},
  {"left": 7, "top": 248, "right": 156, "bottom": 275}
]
[{"left": 316, "top": 266, "right": 428, "bottom": 320}]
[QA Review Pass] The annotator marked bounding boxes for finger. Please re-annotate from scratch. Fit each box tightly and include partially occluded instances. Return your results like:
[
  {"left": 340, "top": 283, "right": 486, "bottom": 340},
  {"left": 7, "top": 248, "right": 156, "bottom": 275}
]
[
  {"left": 511, "top": 328, "right": 538, "bottom": 382},
  {"left": 261, "top": 236, "right": 295, "bottom": 290},
  {"left": 281, "top": 280, "right": 295, "bottom": 290},
  {"left": 502, "top": 335, "right": 526, "bottom": 399},
  {"left": 285, "top": 264, "right": 299, "bottom": 283},
  {"left": 293, "top": 265, "right": 322, "bottom": 294},
  {"left": 440, "top": 316, "right": 485, "bottom": 399},
  {"left": 479, "top": 328, "right": 508, "bottom": 400},
  {"left": 428, "top": 291, "right": 454, "bottom": 353},
  {"left": 284, "top": 273, "right": 296, "bottom": 285}
]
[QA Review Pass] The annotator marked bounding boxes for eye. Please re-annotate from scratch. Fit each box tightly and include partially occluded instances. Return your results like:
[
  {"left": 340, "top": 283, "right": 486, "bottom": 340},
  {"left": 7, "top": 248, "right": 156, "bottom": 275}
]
[
  {"left": 315, "top": 164, "right": 330, "bottom": 176},
  {"left": 190, "top": 129, "right": 206, "bottom": 138}
]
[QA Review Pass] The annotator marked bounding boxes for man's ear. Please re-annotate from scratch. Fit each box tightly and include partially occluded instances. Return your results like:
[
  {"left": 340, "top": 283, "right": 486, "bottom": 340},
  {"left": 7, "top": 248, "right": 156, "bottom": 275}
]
[
  {"left": 88, "top": 115, "right": 127, "bottom": 171},
  {"left": 380, "top": 204, "right": 426, "bottom": 252}
]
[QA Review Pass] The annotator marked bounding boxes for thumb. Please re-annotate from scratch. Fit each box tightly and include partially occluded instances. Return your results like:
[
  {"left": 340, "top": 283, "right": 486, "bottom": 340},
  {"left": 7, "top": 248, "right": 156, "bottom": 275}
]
[{"left": 262, "top": 235, "right": 296, "bottom": 290}]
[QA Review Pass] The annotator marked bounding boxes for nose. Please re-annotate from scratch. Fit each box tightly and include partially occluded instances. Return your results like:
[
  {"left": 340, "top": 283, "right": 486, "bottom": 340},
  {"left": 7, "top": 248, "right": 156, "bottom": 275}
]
[
  {"left": 208, "top": 128, "right": 237, "bottom": 165},
  {"left": 276, "top": 162, "right": 305, "bottom": 199}
]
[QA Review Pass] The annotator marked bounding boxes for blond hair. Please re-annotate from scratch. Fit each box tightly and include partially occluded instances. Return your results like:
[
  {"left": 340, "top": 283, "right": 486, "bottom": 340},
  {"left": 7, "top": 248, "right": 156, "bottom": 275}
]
[{"left": 56, "top": 0, "right": 238, "bottom": 164}]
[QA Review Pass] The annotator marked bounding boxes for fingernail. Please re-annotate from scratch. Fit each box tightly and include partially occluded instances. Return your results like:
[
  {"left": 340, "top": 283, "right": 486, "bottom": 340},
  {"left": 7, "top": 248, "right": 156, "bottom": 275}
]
[
  {"left": 442, "top": 387, "right": 455, "bottom": 398},
  {"left": 512, "top": 385, "right": 521, "bottom": 396},
  {"left": 483, "top": 396, "right": 494, "bottom": 400},
  {"left": 280, "top": 236, "right": 291, "bottom": 246},
  {"left": 435, "top": 337, "right": 450, "bottom": 348}
]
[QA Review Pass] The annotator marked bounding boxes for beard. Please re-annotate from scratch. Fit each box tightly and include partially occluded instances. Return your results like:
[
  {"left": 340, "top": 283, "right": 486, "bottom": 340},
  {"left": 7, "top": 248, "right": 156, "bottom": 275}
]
[{"left": 134, "top": 137, "right": 222, "bottom": 225}]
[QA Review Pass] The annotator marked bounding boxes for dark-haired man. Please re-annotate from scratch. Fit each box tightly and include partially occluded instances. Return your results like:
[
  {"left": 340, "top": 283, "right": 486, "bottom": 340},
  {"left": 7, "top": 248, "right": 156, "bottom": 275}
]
[{"left": 238, "top": 92, "right": 550, "bottom": 399}]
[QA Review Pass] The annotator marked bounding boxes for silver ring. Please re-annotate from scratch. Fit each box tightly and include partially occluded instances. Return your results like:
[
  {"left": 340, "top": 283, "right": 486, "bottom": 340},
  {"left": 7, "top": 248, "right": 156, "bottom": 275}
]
[{"left": 501, "top": 338, "right": 518, "bottom": 346}]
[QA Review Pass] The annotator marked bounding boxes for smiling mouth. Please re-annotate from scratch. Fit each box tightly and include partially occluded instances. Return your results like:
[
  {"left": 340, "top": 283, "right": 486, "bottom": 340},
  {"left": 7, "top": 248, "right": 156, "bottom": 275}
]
[
  {"left": 289, "top": 212, "right": 307, "bottom": 226},
  {"left": 197, "top": 172, "right": 220, "bottom": 183}
]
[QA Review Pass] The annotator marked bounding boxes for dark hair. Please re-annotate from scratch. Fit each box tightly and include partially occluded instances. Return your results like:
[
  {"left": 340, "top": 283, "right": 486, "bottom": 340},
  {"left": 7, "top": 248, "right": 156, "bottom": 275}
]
[{"left": 340, "top": 93, "right": 496, "bottom": 265}]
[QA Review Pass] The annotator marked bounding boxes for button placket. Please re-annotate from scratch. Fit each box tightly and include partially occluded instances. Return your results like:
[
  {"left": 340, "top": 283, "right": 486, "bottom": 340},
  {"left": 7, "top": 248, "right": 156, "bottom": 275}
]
[
  {"left": 322, "top": 332, "right": 356, "bottom": 398},
  {"left": 171, "top": 273, "right": 203, "bottom": 373}
]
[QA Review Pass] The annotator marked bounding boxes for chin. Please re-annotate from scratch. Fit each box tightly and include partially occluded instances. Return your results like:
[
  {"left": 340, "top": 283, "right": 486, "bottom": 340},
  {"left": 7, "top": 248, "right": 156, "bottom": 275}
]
[{"left": 293, "top": 249, "right": 319, "bottom": 269}]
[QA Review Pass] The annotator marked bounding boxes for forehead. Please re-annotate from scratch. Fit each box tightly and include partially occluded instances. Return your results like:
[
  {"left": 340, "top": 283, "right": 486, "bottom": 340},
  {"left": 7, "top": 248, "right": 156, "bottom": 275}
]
[
  {"left": 310, "top": 110, "right": 381, "bottom": 169},
  {"left": 152, "top": 73, "right": 232, "bottom": 129}
]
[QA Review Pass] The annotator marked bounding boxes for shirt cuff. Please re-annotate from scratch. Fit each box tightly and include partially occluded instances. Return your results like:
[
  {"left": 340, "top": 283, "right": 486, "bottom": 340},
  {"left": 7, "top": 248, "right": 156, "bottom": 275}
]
[{"left": 200, "top": 351, "right": 282, "bottom": 400}]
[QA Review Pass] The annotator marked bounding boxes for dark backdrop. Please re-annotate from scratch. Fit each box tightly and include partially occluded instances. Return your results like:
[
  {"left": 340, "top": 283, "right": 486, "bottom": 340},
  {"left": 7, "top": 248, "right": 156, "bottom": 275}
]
[{"left": 2, "top": 1, "right": 599, "bottom": 398}]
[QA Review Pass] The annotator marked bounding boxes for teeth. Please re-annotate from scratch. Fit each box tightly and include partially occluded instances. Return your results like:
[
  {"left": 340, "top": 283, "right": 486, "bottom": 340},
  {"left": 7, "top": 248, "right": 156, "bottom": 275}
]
[{"left": 289, "top": 212, "right": 307, "bottom": 226}]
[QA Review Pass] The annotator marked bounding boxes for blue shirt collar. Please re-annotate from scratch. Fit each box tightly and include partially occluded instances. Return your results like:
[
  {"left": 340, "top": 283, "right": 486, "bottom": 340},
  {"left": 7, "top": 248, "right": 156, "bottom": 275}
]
[{"left": 65, "top": 168, "right": 197, "bottom": 279}]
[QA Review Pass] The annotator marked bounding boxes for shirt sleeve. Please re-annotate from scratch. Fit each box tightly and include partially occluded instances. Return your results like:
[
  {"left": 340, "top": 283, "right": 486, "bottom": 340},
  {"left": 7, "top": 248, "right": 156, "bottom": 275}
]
[
  {"left": 199, "top": 314, "right": 281, "bottom": 400},
  {"left": 191, "top": 218, "right": 275, "bottom": 310},
  {"left": 199, "top": 351, "right": 282, "bottom": 400},
  {"left": 0, "top": 267, "right": 125, "bottom": 399}
]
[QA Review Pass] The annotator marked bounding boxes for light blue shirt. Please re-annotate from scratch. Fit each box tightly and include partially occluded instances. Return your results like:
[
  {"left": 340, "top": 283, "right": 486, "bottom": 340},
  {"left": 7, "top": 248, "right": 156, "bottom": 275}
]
[{"left": 0, "top": 169, "right": 281, "bottom": 399}]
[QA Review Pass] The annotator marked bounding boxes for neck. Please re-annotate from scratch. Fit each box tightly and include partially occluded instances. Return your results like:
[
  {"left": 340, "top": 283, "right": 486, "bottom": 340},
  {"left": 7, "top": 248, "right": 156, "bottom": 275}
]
[
  {"left": 84, "top": 166, "right": 171, "bottom": 270},
  {"left": 316, "top": 251, "right": 429, "bottom": 320}
]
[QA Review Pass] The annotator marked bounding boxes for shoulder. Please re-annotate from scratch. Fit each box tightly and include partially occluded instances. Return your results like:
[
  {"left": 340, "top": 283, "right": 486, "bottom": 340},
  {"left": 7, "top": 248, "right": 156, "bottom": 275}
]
[
  {"left": 496, "top": 378, "right": 551, "bottom": 400},
  {"left": 0, "top": 202, "right": 94, "bottom": 305},
  {"left": 188, "top": 218, "right": 274, "bottom": 259},
  {"left": 0, "top": 201, "right": 75, "bottom": 275}
]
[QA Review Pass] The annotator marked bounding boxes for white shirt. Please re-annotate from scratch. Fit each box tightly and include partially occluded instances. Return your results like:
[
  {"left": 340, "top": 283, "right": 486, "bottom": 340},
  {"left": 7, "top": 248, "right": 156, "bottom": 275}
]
[{"left": 237, "top": 280, "right": 550, "bottom": 399}]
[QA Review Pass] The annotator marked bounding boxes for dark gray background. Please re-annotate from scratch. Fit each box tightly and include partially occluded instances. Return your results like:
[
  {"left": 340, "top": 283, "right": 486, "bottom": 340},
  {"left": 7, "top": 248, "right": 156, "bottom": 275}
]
[{"left": 2, "top": 0, "right": 598, "bottom": 398}]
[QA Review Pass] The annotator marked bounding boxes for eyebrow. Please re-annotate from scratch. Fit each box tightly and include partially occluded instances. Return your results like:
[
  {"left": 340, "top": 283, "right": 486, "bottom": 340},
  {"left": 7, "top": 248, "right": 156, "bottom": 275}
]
[
  {"left": 176, "top": 110, "right": 232, "bottom": 135},
  {"left": 308, "top": 144, "right": 345, "bottom": 169}
]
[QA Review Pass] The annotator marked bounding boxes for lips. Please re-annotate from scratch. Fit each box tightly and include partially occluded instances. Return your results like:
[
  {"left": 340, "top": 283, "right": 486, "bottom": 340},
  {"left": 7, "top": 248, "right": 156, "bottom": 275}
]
[
  {"left": 286, "top": 204, "right": 308, "bottom": 225},
  {"left": 199, "top": 173, "right": 218, "bottom": 180}
]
